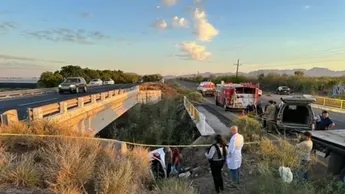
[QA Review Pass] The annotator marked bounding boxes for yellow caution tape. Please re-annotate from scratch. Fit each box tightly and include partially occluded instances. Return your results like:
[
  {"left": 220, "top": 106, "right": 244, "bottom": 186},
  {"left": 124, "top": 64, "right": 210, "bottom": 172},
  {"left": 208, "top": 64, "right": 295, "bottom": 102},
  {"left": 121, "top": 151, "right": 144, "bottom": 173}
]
[{"left": 0, "top": 133, "right": 298, "bottom": 148}]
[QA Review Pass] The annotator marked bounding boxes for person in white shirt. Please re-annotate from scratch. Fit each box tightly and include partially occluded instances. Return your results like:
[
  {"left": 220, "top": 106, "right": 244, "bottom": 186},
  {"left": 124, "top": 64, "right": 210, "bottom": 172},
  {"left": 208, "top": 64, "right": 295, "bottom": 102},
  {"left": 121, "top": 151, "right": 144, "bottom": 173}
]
[
  {"left": 226, "top": 126, "right": 244, "bottom": 185},
  {"left": 205, "top": 134, "right": 227, "bottom": 193},
  {"left": 296, "top": 131, "right": 313, "bottom": 182},
  {"left": 278, "top": 97, "right": 284, "bottom": 109}
]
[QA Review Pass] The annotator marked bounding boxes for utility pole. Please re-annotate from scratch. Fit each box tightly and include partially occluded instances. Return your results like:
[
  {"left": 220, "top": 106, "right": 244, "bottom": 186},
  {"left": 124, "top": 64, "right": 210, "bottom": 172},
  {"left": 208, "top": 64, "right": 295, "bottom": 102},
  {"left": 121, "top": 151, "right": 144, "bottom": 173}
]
[{"left": 234, "top": 59, "right": 241, "bottom": 78}]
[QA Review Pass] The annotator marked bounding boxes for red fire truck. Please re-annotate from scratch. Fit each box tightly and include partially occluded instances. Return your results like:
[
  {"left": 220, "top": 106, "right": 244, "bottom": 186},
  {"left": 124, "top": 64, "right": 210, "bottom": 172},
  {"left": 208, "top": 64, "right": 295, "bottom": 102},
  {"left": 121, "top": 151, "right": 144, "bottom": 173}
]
[{"left": 215, "top": 82, "right": 261, "bottom": 110}]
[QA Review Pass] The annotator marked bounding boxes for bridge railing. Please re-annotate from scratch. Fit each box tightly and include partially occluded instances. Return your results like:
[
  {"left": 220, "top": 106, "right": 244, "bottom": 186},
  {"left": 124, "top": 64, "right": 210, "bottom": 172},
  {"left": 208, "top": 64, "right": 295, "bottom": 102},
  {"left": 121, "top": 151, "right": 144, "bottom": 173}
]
[
  {"left": 183, "top": 96, "right": 207, "bottom": 134},
  {"left": 27, "top": 86, "right": 138, "bottom": 120},
  {"left": 315, "top": 96, "right": 345, "bottom": 109}
]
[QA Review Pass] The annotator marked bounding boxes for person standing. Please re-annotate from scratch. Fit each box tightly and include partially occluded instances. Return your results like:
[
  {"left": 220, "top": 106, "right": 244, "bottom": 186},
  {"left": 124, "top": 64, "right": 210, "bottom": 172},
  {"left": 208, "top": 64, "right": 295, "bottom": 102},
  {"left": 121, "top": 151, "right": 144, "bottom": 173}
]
[
  {"left": 296, "top": 131, "right": 313, "bottom": 182},
  {"left": 264, "top": 100, "right": 277, "bottom": 133},
  {"left": 205, "top": 135, "right": 227, "bottom": 193},
  {"left": 227, "top": 126, "right": 244, "bottom": 186},
  {"left": 163, "top": 143, "right": 173, "bottom": 178},
  {"left": 316, "top": 110, "right": 335, "bottom": 130},
  {"left": 278, "top": 97, "right": 284, "bottom": 109}
]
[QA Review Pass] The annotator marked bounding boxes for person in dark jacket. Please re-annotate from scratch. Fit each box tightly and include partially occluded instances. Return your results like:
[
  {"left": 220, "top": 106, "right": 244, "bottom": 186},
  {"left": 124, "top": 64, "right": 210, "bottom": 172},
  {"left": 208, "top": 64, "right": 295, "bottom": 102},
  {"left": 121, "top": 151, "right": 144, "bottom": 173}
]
[
  {"left": 205, "top": 135, "right": 227, "bottom": 193},
  {"left": 316, "top": 110, "right": 335, "bottom": 130},
  {"left": 163, "top": 142, "right": 173, "bottom": 177}
]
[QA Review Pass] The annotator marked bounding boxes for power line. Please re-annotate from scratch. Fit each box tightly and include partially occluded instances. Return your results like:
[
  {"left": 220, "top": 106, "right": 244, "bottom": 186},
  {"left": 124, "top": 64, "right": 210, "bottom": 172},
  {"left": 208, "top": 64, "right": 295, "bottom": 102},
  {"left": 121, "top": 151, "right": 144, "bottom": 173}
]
[{"left": 234, "top": 59, "right": 242, "bottom": 78}]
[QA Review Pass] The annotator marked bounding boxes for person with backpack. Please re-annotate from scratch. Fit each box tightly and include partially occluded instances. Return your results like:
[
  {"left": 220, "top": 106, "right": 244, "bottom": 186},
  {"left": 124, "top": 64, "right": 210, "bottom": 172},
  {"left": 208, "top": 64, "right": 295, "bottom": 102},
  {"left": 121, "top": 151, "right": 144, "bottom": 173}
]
[{"left": 205, "top": 134, "right": 227, "bottom": 193}]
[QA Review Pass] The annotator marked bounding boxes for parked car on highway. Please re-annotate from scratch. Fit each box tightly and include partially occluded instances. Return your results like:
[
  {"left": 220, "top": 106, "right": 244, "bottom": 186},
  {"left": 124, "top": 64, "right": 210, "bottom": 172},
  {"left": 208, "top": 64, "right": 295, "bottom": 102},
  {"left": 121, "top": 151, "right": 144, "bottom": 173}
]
[
  {"left": 197, "top": 81, "right": 216, "bottom": 96},
  {"left": 103, "top": 78, "right": 115, "bottom": 85},
  {"left": 89, "top": 79, "right": 103, "bottom": 86},
  {"left": 273, "top": 95, "right": 317, "bottom": 133},
  {"left": 58, "top": 77, "right": 87, "bottom": 94},
  {"left": 275, "top": 86, "right": 290, "bottom": 95}
]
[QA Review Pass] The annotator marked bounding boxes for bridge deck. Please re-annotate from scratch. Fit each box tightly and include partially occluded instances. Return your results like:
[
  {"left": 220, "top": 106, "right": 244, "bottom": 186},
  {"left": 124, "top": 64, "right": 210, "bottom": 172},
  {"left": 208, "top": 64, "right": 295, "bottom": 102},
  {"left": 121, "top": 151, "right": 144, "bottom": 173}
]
[{"left": 312, "top": 129, "right": 345, "bottom": 148}]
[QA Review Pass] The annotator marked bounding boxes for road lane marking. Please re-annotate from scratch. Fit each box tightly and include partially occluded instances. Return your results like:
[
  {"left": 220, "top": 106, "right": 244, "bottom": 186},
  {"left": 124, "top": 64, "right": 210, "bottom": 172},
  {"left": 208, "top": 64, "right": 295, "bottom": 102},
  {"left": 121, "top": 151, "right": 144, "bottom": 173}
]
[{"left": 18, "top": 98, "right": 58, "bottom": 107}]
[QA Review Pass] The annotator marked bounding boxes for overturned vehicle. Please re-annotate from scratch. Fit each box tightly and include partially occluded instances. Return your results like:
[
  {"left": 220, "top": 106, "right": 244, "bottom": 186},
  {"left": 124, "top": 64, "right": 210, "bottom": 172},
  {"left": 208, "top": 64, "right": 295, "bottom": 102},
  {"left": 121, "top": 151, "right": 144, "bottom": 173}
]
[{"left": 149, "top": 148, "right": 192, "bottom": 181}]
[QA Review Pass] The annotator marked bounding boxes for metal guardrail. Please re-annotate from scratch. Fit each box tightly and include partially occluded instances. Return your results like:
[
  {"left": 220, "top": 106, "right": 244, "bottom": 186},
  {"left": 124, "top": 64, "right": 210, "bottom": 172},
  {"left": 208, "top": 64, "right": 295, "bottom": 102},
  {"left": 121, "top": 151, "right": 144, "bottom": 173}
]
[
  {"left": 27, "top": 86, "right": 138, "bottom": 120},
  {"left": 315, "top": 96, "right": 345, "bottom": 109},
  {"left": 183, "top": 96, "right": 206, "bottom": 129},
  {"left": 0, "top": 84, "right": 101, "bottom": 99}
]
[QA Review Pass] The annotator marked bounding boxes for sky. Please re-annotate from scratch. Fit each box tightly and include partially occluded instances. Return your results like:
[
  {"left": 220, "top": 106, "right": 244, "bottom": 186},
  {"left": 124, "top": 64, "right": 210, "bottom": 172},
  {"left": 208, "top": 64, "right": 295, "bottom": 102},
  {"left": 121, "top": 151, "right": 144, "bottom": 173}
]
[{"left": 0, "top": 0, "right": 345, "bottom": 77}]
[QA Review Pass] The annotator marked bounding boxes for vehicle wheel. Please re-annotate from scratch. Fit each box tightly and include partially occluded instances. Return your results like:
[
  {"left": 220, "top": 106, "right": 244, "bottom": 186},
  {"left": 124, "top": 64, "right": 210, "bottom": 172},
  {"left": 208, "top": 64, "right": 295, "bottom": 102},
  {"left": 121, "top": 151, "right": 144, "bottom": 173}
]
[
  {"left": 58, "top": 90, "right": 63, "bottom": 94},
  {"left": 75, "top": 87, "right": 79, "bottom": 94},
  {"left": 84, "top": 86, "right": 87, "bottom": 92}
]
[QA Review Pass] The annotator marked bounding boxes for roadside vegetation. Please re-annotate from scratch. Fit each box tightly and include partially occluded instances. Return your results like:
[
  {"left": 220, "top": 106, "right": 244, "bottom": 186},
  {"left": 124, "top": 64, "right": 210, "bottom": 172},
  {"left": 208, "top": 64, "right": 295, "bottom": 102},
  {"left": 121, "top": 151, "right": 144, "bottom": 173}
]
[
  {"left": 99, "top": 82, "right": 201, "bottom": 146},
  {"left": 225, "top": 117, "right": 345, "bottom": 194},
  {"left": 180, "top": 72, "right": 345, "bottom": 96},
  {"left": 1, "top": 82, "right": 343, "bottom": 193},
  {"left": 37, "top": 65, "right": 162, "bottom": 88},
  {"left": 0, "top": 120, "right": 152, "bottom": 194}
]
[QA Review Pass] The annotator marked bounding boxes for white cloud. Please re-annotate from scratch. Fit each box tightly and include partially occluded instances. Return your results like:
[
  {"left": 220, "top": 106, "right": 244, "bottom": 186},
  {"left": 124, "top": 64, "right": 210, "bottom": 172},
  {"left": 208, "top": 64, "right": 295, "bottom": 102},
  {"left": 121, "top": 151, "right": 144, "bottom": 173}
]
[
  {"left": 172, "top": 16, "right": 189, "bottom": 28},
  {"left": 153, "top": 19, "right": 168, "bottom": 29},
  {"left": 162, "top": 0, "right": 177, "bottom": 6},
  {"left": 304, "top": 5, "right": 310, "bottom": 9},
  {"left": 193, "top": 8, "right": 219, "bottom": 42},
  {"left": 179, "top": 41, "right": 211, "bottom": 61}
]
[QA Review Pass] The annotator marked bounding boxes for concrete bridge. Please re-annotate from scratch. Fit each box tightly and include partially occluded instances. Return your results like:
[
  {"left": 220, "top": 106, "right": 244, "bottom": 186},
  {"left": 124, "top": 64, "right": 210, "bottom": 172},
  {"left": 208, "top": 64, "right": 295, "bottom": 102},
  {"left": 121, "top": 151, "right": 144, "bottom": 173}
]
[{"left": 0, "top": 86, "right": 161, "bottom": 135}]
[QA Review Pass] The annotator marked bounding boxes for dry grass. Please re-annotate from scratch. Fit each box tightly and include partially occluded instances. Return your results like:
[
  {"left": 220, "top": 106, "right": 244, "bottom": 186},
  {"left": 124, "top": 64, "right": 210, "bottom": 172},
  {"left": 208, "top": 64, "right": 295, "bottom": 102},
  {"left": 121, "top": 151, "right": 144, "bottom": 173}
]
[
  {"left": 153, "top": 179, "right": 197, "bottom": 194},
  {"left": 0, "top": 120, "right": 155, "bottom": 194},
  {"left": 139, "top": 82, "right": 180, "bottom": 98}
]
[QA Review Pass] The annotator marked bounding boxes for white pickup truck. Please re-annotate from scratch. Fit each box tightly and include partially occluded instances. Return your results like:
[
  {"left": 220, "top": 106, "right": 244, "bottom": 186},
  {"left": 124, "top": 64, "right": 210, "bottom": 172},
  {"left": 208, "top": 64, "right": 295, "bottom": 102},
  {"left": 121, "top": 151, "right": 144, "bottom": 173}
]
[{"left": 197, "top": 81, "right": 216, "bottom": 96}]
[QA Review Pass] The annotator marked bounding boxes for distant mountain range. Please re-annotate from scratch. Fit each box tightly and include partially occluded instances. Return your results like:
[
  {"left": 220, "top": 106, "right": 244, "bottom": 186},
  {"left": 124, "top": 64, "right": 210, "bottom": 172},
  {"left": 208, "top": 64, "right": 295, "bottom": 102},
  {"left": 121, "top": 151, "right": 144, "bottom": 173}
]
[{"left": 164, "top": 68, "right": 345, "bottom": 79}]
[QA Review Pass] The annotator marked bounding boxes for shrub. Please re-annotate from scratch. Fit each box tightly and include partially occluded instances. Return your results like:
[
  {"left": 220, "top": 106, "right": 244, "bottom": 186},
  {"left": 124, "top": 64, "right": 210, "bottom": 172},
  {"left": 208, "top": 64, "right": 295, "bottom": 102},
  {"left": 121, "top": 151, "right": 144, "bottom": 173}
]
[
  {"left": 41, "top": 138, "right": 101, "bottom": 193},
  {"left": 153, "top": 178, "right": 197, "bottom": 194},
  {"left": 187, "top": 92, "right": 203, "bottom": 104},
  {"left": 232, "top": 116, "right": 261, "bottom": 142},
  {"left": 105, "top": 97, "right": 197, "bottom": 146},
  {"left": 0, "top": 120, "right": 154, "bottom": 193},
  {"left": 0, "top": 152, "right": 41, "bottom": 188}
]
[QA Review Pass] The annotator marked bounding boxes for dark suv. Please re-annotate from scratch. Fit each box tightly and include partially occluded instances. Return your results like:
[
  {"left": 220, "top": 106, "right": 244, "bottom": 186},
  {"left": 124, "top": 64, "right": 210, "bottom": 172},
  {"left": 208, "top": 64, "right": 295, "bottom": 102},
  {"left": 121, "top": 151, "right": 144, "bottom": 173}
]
[
  {"left": 58, "top": 77, "right": 87, "bottom": 94},
  {"left": 276, "top": 86, "right": 290, "bottom": 95}
]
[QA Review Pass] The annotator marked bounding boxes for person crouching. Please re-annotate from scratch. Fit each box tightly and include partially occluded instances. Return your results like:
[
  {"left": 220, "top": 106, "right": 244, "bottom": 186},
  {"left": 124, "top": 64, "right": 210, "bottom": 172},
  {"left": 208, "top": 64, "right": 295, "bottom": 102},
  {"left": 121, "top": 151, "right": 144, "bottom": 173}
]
[{"left": 205, "top": 134, "right": 228, "bottom": 193}]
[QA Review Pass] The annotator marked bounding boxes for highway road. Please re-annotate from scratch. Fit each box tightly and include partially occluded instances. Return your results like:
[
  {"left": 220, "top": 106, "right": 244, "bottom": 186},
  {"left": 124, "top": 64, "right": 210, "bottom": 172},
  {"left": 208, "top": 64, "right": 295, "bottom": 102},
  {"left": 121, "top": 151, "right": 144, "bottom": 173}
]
[
  {"left": 0, "top": 83, "right": 138, "bottom": 120},
  {"left": 176, "top": 80, "right": 345, "bottom": 129}
]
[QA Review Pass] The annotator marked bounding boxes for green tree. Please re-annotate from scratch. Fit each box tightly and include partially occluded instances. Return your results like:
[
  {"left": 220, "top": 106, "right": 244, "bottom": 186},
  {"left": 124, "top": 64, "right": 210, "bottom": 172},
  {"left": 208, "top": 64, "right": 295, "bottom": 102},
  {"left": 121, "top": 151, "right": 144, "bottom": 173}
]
[
  {"left": 59, "top": 65, "right": 86, "bottom": 78},
  {"left": 142, "top": 74, "right": 163, "bottom": 82},
  {"left": 37, "top": 71, "right": 63, "bottom": 88},
  {"left": 294, "top": 70, "right": 304, "bottom": 77}
]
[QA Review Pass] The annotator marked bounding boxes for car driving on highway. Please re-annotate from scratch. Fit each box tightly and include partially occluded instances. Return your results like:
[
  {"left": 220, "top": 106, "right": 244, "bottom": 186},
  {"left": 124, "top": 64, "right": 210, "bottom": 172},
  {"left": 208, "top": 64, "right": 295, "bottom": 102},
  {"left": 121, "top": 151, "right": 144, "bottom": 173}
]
[
  {"left": 58, "top": 77, "right": 88, "bottom": 94},
  {"left": 275, "top": 86, "right": 290, "bottom": 95},
  {"left": 89, "top": 78, "right": 103, "bottom": 86},
  {"left": 103, "top": 78, "right": 115, "bottom": 85},
  {"left": 197, "top": 81, "right": 216, "bottom": 96}
]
